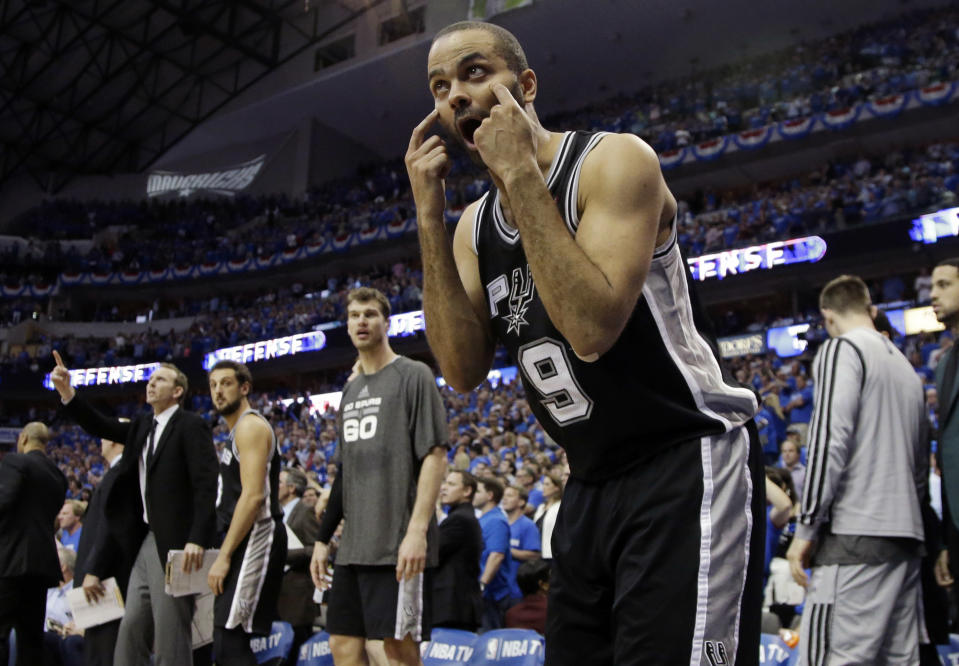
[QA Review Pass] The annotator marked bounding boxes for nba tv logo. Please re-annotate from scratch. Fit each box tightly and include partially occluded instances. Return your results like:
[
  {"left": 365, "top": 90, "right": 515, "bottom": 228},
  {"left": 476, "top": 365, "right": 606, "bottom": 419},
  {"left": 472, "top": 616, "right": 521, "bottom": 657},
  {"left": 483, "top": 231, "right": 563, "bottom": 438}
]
[
  {"left": 485, "top": 638, "right": 499, "bottom": 659},
  {"left": 704, "top": 640, "right": 728, "bottom": 665}
]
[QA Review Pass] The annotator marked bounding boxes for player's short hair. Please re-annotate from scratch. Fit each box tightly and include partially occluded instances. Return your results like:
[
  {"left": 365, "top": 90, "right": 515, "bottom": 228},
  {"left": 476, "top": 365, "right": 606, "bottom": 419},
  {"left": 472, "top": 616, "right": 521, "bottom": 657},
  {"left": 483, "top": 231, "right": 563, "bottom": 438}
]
[
  {"left": 432, "top": 21, "right": 529, "bottom": 76},
  {"left": 516, "top": 557, "right": 551, "bottom": 596},
  {"left": 159, "top": 363, "right": 189, "bottom": 404},
  {"left": 283, "top": 467, "right": 308, "bottom": 497},
  {"left": 209, "top": 359, "right": 253, "bottom": 390},
  {"left": 451, "top": 469, "right": 478, "bottom": 501},
  {"left": 819, "top": 275, "right": 871, "bottom": 315},
  {"left": 936, "top": 257, "right": 959, "bottom": 273},
  {"left": 478, "top": 475, "right": 505, "bottom": 504},
  {"left": 347, "top": 287, "right": 391, "bottom": 318}
]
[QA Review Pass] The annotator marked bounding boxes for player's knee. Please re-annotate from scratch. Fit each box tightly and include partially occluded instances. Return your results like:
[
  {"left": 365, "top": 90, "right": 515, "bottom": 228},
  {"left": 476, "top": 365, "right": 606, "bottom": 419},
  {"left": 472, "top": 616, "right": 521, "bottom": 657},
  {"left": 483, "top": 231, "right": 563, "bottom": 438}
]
[
  {"left": 383, "top": 635, "right": 420, "bottom": 664},
  {"left": 329, "top": 634, "right": 367, "bottom": 663}
]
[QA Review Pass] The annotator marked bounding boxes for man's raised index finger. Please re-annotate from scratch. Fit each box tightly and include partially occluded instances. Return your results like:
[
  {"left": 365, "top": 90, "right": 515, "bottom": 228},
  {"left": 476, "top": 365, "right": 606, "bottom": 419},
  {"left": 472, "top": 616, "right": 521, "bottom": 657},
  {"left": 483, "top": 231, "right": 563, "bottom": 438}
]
[
  {"left": 409, "top": 109, "right": 439, "bottom": 150},
  {"left": 52, "top": 350, "right": 65, "bottom": 368},
  {"left": 490, "top": 82, "right": 520, "bottom": 107}
]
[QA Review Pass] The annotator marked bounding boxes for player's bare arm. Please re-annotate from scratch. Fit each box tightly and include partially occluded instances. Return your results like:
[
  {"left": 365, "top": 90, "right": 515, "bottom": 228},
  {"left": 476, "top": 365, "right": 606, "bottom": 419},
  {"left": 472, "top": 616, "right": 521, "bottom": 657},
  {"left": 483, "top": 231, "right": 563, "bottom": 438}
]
[
  {"left": 207, "top": 415, "right": 271, "bottom": 595},
  {"left": 407, "top": 111, "right": 495, "bottom": 391},
  {"left": 478, "top": 83, "right": 666, "bottom": 359},
  {"left": 396, "top": 445, "right": 447, "bottom": 582}
]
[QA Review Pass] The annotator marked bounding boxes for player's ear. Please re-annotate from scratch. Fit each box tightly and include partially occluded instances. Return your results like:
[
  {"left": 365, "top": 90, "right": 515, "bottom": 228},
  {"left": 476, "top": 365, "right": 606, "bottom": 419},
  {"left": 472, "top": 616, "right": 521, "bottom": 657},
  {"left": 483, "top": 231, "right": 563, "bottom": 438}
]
[{"left": 519, "top": 69, "right": 537, "bottom": 104}]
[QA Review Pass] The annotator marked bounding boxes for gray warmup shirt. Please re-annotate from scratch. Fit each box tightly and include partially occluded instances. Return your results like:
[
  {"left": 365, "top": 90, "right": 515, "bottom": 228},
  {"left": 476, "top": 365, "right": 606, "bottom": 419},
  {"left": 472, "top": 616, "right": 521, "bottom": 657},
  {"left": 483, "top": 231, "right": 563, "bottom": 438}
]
[{"left": 334, "top": 356, "right": 448, "bottom": 567}]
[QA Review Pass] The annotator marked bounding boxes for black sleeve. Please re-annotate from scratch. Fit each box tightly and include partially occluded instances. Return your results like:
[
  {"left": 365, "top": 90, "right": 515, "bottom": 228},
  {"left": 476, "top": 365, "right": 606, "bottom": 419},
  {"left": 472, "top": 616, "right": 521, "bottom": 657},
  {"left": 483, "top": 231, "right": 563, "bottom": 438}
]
[
  {"left": 182, "top": 415, "right": 219, "bottom": 549},
  {"left": 61, "top": 394, "right": 135, "bottom": 445},
  {"left": 317, "top": 467, "right": 343, "bottom": 545},
  {"left": 0, "top": 456, "right": 25, "bottom": 514}
]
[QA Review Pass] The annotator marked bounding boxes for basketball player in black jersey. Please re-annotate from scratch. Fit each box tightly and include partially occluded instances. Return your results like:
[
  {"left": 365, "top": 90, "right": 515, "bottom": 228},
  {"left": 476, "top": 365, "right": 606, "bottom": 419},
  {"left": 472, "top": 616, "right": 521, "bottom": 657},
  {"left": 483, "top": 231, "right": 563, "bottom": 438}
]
[
  {"left": 207, "top": 360, "right": 286, "bottom": 665},
  {"left": 407, "top": 21, "right": 765, "bottom": 665}
]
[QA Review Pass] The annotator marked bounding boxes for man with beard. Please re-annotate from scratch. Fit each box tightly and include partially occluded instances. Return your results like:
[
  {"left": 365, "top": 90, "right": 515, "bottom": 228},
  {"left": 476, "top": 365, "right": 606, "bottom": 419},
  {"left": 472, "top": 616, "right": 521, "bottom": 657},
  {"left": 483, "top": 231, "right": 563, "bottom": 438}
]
[
  {"left": 932, "top": 259, "right": 959, "bottom": 593},
  {"left": 207, "top": 360, "right": 286, "bottom": 666},
  {"left": 309, "top": 287, "right": 447, "bottom": 666},
  {"left": 406, "top": 21, "right": 763, "bottom": 666}
]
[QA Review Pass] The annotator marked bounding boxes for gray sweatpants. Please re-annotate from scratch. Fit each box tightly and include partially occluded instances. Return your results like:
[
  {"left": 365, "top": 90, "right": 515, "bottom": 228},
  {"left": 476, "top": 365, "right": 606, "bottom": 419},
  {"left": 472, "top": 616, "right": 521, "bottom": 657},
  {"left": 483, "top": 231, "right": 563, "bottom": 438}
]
[{"left": 798, "top": 558, "right": 922, "bottom": 666}]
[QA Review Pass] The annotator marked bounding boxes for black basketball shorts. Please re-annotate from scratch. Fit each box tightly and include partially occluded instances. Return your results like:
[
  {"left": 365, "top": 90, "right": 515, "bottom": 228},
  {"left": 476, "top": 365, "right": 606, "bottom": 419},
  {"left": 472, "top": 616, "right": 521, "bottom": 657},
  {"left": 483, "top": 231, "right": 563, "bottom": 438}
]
[
  {"left": 326, "top": 564, "right": 433, "bottom": 642},
  {"left": 545, "top": 423, "right": 765, "bottom": 665}
]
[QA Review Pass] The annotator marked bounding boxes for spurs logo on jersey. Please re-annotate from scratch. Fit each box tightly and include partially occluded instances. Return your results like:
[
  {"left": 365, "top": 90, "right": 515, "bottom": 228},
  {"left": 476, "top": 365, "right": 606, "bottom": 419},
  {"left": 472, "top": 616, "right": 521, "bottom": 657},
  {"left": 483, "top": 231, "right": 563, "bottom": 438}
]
[{"left": 486, "top": 264, "right": 536, "bottom": 336}]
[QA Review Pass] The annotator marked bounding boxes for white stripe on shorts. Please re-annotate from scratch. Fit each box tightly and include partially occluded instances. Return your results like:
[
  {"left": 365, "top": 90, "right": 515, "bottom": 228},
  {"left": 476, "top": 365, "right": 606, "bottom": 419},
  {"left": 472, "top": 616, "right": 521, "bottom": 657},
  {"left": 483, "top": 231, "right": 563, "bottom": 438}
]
[
  {"left": 689, "top": 426, "right": 753, "bottom": 666},
  {"left": 226, "top": 517, "right": 275, "bottom": 632},
  {"left": 394, "top": 572, "right": 424, "bottom": 642}
]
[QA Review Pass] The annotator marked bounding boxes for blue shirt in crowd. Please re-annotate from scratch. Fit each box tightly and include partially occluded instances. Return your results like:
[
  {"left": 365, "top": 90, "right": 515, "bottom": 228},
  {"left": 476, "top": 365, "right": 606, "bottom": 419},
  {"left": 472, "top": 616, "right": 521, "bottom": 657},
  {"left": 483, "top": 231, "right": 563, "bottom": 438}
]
[
  {"left": 478, "top": 507, "right": 516, "bottom": 602},
  {"left": 507, "top": 515, "right": 541, "bottom": 599}
]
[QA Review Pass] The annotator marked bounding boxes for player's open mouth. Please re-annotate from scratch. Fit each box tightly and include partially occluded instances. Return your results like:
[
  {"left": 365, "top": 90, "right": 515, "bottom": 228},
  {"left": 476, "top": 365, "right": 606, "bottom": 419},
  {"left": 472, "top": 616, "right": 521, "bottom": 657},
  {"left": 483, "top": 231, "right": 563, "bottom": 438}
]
[{"left": 458, "top": 117, "right": 482, "bottom": 149}]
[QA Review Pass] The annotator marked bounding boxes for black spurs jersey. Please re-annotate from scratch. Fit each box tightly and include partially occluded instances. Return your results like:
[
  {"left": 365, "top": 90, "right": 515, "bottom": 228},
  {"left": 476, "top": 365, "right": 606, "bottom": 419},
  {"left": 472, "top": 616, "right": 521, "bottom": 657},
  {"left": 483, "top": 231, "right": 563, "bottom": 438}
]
[
  {"left": 216, "top": 408, "right": 283, "bottom": 532},
  {"left": 470, "top": 130, "right": 759, "bottom": 482}
]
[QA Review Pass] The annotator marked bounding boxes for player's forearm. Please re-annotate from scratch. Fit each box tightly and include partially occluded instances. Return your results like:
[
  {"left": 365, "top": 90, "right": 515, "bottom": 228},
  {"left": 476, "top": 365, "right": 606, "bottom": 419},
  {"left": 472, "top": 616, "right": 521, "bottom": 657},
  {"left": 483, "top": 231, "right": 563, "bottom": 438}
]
[
  {"left": 481, "top": 552, "right": 505, "bottom": 585},
  {"left": 511, "top": 548, "right": 539, "bottom": 561},
  {"left": 417, "top": 220, "right": 493, "bottom": 390},
  {"left": 407, "top": 448, "right": 446, "bottom": 536},
  {"left": 502, "top": 168, "right": 633, "bottom": 358},
  {"left": 218, "top": 490, "right": 265, "bottom": 560}
]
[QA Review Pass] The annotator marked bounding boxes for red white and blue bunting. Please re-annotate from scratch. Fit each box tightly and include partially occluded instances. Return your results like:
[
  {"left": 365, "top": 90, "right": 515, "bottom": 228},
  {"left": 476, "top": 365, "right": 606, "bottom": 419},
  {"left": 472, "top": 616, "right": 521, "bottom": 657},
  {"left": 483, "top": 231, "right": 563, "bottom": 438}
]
[
  {"left": 690, "top": 135, "right": 729, "bottom": 161},
  {"left": 732, "top": 126, "right": 773, "bottom": 151},
  {"left": 659, "top": 79, "right": 958, "bottom": 169}
]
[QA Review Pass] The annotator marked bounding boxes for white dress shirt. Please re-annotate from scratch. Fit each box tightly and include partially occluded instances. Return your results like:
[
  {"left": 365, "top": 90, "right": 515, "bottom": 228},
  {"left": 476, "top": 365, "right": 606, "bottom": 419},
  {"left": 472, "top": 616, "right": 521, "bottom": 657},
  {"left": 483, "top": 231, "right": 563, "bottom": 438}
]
[{"left": 139, "top": 404, "right": 179, "bottom": 524}]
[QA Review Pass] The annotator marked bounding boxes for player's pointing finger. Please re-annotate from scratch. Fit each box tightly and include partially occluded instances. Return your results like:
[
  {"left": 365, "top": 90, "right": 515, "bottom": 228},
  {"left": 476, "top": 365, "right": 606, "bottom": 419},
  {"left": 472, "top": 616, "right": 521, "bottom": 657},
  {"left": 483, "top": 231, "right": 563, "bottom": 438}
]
[{"left": 408, "top": 109, "right": 439, "bottom": 151}]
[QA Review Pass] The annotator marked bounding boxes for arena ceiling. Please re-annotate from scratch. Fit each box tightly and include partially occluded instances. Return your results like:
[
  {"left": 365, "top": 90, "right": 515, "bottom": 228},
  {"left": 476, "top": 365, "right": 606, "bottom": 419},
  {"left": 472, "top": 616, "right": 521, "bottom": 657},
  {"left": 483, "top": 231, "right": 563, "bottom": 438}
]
[
  {"left": 0, "top": 0, "right": 368, "bottom": 192},
  {"left": 0, "top": 0, "right": 949, "bottom": 194}
]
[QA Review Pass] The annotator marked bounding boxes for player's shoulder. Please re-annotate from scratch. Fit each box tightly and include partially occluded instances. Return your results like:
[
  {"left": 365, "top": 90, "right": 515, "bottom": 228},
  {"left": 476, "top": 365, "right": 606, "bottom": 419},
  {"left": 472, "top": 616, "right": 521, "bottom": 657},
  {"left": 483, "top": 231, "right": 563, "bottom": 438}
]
[
  {"left": 583, "top": 132, "right": 659, "bottom": 174},
  {"left": 235, "top": 410, "right": 272, "bottom": 439},
  {"left": 453, "top": 195, "right": 489, "bottom": 255}
]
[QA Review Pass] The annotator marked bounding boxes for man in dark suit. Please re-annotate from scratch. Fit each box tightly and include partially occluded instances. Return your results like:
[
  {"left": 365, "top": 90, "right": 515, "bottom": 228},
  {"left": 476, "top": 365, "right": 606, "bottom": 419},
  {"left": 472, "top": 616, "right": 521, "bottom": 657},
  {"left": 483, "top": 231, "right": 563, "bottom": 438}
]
[
  {"left": 277, "top": 467, "right": 320, "bottom": 658},
  {"left": 432, "top": 469, "right": 483, "bottom": 632},
  {"left": 933, "top": 260, "right": 959, "bottom": 593},
  {"left": 0, "top": 421, "right": 68, "bottom": 666},
  {"left": 75, "top": 424, "right": 129, "bottom": 666},
  {"left": 50, "top": 352, "right": 218, "bottom": 666}
]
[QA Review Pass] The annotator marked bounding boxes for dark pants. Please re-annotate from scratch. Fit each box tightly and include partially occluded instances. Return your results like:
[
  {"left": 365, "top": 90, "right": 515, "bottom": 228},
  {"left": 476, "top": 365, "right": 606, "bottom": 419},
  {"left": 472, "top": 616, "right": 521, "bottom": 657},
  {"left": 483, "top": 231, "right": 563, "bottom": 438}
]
[
  {"left": 480, "top": 595, "right": 513, "bottom": 634},
  {"left": 0, "top": 575, "right": 48, "bottom": 666},
  {"left": 83, "top": 620, "right": 119, "bottom": 666}
]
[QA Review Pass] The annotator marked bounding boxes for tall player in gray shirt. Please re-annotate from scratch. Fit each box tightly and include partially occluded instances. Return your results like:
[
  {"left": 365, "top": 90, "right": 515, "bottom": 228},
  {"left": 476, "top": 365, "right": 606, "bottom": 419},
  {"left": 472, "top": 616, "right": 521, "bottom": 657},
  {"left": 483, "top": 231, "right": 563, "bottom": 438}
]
[
  {"left": 310, "top": 286, "right": 447, "bottom": 666},
  {"left": 787, "top": 275, "right": 926, "bottom": 666}
]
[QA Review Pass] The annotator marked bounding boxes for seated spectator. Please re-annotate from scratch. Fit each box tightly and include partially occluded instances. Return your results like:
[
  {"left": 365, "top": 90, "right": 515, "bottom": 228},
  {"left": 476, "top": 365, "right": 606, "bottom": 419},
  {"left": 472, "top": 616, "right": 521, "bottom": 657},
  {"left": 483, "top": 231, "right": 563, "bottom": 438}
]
[
  {"left": 505, "top": 559, "right": 550, "bottom": 636},
  {"left": 44, "top": 546, "right": 84, "bottom": 666}
]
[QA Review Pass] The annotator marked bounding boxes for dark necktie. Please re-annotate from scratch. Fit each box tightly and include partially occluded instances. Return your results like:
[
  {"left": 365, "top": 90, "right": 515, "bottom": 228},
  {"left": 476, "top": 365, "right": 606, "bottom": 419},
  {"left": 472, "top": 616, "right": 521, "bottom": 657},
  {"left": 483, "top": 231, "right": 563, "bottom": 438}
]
[{"left": 146, "top": 419, "right": 159, "bottom": 468}]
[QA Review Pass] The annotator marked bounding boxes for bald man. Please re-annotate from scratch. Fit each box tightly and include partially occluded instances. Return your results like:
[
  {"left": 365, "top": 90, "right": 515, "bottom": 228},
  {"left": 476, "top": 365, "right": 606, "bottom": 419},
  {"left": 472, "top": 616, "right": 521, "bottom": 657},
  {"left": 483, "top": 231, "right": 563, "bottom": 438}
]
[{"left": 0, "top": 422, "right": 68, "bottom": 666}]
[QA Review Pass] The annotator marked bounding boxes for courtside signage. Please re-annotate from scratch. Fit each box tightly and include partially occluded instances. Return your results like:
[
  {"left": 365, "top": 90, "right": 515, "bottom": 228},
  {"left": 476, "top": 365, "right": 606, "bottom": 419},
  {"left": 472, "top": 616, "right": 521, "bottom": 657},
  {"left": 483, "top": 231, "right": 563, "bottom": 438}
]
[
  {"left": 146, "top": 155, "right": 265, "bottom": 198},
  {"left": 909, "top": 206, "right": 959, "bottom": 244},
  {"left": 687, "top": 236, "right": 827, "bottom": 281},
  {"left": 202, "top": 331, "right": 327, "bottom": 370},
  {"left": 43, "top": 362, "right": 160, "bottom": 390}
]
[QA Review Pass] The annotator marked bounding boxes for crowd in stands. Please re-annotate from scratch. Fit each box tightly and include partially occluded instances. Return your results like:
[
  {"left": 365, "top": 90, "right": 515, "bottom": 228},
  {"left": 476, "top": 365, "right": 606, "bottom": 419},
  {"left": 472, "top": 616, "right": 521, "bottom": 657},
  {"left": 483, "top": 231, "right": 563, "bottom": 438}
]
[{"left": 550, "top": 5, "right": 959, "bottom": 152}]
